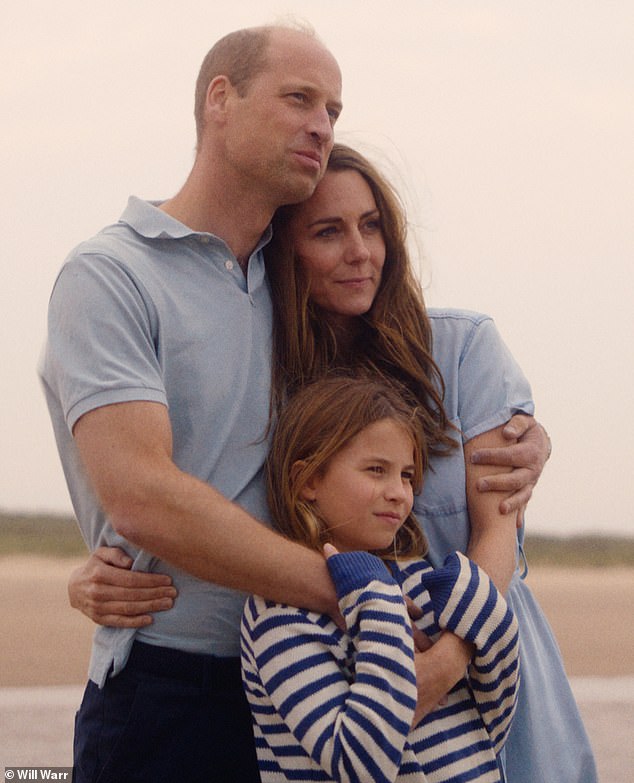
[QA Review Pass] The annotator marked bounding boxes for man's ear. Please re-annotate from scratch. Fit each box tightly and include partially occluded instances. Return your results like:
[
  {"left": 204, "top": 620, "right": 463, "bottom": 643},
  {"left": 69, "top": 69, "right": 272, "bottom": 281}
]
[
  {"left": 291, "top": 460, "right": 319, "bottom": 502},
  {"left": 206, "top": 75, "right": 232, "bottom": 121}
]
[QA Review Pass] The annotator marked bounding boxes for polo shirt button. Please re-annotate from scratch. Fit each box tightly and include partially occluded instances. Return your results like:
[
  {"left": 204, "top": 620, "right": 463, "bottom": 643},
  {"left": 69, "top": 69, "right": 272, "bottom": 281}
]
[{"left": 225, "top": 260, "right": 234, "bottom": 271}]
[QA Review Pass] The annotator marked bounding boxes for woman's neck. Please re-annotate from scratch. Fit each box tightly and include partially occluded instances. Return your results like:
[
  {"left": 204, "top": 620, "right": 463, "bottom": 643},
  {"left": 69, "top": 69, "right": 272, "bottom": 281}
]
[{"left": 324, "top": 314, "right": 364, "bottom": 355}]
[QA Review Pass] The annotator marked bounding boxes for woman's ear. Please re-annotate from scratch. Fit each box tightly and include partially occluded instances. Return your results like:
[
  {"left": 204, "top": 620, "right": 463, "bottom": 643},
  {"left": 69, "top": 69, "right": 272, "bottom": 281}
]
[{"left": 291, "top": 460, "right": 319, "bottom": 502}]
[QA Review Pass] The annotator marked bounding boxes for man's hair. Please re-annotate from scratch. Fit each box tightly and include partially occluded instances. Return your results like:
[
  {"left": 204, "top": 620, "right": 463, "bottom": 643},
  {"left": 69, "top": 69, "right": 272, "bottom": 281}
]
[
  {"left": 194, "top": 22, "right": 317, "bottom": 148},
  {"left": 194, "top": 27, "right": 271, "bottom": 147},
  {"left": 266, "top": 376, "right": 429, "bottom": 561}
]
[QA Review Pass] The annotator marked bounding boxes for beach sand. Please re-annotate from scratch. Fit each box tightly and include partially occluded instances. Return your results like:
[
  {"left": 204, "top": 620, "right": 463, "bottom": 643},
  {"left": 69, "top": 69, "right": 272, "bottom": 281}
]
[{"left": 1, "top": 556, "right": 633, "bottom": 779}]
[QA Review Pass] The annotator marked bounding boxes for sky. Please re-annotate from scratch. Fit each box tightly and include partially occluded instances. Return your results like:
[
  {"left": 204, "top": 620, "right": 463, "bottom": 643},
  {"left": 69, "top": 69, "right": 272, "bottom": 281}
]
[{"left": 2, "top": 0, "right": 633, "bottom": 536}]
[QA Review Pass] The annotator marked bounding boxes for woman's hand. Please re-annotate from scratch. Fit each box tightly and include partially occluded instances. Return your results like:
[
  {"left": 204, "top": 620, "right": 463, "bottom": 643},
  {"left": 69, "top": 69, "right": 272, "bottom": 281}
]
[
  {"left": 412, "top": 632, "right": 473, "bottom": 726},
  {"left": 470, "top": 414, "right": 551, "bottom": 520},
  {"left": 68, "top": 547, "right": 177, "bottom": 628}
]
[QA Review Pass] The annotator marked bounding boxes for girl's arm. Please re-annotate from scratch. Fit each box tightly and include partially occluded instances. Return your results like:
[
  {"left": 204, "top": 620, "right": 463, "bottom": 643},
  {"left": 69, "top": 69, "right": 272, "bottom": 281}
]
[
  {"left": 419, "top": 551, "right": 520, "bottom": 753},
  {"left": 242, "top": 549, "right": 418, "bottom": 783}
]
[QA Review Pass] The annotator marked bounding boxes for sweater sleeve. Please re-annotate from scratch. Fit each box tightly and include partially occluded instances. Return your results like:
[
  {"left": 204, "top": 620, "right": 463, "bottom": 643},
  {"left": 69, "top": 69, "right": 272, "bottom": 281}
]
[
  {"left": 244, "top": 551, "right": 418, "bottom": 783},
  {"left": 419, "top": 551, "right": 520, "bottom": 753}
]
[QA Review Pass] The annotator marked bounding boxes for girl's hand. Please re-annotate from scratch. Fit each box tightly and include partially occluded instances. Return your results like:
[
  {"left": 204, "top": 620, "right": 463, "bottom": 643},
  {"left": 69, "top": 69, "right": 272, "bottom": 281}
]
[
  {"left": 323, "top": 542, "right": 340, "bottom": 559},
  {"left": 68, "top": 547, "right": 177, "bottom": 628}
]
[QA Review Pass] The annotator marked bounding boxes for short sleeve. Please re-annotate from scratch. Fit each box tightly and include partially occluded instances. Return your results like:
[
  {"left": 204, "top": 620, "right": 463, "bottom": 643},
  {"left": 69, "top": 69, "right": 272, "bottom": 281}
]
[
  {"left": 456, "top": 315, "right": 534, "bottom": 442},
  {"left": 42, "top": 253, "right": 167, "bottom": 431}
]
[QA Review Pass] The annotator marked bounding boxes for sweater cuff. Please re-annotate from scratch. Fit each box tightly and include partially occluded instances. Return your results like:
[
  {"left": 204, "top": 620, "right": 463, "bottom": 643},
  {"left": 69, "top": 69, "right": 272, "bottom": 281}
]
[{"left": 327, "top": 551, "right": 396, "bottom": 599}]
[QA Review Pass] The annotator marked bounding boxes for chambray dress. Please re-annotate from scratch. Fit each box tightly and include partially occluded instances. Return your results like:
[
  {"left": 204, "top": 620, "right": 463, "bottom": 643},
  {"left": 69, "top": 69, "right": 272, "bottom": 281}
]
[{"left": 415, "top": 309, "right": 597, "bottom": 783}]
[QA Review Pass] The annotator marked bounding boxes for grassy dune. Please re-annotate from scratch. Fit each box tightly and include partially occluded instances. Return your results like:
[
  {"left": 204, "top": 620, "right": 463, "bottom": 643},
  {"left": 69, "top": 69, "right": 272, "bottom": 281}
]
[{"left": 1, "top": 511, "right": 634, "bottom": 566}]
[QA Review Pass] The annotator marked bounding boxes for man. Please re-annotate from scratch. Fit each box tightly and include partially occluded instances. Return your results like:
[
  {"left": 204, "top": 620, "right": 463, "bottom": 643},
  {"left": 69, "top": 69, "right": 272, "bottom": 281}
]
[
  {"left": 40, "top": 22, "right": 548, "bottom": 783},
  {"left": 40, "top": 24, "right": 343, "bottom": 783}
]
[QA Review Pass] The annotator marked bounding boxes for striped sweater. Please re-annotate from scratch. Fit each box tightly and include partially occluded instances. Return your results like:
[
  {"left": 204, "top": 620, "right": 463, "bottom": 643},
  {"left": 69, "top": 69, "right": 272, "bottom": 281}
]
[{"left": 241, "top": 551, "right": 519, "bottom": 782}]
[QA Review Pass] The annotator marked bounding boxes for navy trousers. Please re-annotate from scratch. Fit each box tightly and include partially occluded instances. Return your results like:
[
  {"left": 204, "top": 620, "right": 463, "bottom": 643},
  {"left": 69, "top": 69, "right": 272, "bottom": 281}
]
[{"left": 73, "top": 642, "right": 261, "bottom": 782}]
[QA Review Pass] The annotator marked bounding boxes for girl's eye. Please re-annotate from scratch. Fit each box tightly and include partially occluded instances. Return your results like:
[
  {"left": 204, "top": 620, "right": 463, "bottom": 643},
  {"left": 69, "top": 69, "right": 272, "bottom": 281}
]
[
  {"left": 367, "top": 465, "right": 384, "bottom": 475},
  {"left": 402, "top": 471, "right": 414, "bottom": 484}
]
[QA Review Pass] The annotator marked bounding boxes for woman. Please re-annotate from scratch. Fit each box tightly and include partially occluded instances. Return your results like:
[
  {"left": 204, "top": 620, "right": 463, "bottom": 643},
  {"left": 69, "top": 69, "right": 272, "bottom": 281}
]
[{"left": 69, "top": 144, "right": 596, "bottom": 781}]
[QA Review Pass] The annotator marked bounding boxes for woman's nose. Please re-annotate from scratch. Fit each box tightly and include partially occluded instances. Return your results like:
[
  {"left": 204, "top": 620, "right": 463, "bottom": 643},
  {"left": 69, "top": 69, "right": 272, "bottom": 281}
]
[{"left": 344, "top": 231, "right": 371, "bottom": 264}]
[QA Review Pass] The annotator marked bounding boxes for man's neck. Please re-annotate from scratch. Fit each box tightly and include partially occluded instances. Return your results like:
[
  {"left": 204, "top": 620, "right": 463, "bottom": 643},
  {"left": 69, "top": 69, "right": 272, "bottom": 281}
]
[{"left": 160, "top": 157, "right": 274, "bottom": 271}]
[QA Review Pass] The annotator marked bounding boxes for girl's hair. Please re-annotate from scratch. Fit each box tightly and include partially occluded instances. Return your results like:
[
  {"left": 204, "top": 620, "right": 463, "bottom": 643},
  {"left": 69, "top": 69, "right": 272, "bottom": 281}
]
[
  {"left": 266, "top": 376, "right": 429, "bottom": 561},
  {"left": 265, "top": 143, "right": 457, "bottom": 455}
]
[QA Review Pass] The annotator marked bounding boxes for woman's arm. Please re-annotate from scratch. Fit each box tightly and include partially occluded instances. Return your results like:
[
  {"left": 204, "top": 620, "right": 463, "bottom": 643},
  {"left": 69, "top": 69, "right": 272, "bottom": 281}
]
[
  {"left": 464, "top": 423, "right": 520, "bottom": 594},
  {"left": 472, "top": 413, "right": 551, "bottom": 518}
]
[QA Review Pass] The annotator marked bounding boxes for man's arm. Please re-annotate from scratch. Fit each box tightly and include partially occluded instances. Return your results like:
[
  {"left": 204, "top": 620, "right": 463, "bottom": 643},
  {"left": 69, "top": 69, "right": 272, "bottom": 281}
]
[{"left": 73, "top": 399, "right": 338, "bottom": 615}]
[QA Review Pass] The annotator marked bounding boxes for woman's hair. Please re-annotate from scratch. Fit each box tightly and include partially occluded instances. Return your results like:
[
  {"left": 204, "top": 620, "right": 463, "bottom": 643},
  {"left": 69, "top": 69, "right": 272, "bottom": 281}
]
[
  {"left": 265, "top": 143, "right": 457, "bottom": 455},
  {"left": 266, "top": 376, "right": 429, "bottom": 561}
]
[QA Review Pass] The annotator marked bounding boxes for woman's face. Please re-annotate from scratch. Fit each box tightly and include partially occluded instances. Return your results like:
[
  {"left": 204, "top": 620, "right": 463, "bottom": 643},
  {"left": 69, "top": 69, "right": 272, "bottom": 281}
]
[{"left": 289, "top": 169, "right": 386, "bottom": 322}]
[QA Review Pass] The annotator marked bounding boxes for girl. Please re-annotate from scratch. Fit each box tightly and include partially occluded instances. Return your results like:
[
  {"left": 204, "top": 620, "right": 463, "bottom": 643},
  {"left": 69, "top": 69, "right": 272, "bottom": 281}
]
[{"left": 241, "top": 375, "right": 520, "bottom": 783}]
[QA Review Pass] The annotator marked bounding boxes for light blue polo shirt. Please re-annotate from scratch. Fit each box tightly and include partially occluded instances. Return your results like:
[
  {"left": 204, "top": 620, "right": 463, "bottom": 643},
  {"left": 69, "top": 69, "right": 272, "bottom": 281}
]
[{"left": 39, "top": 197, "right": 273, "bottom": 685}]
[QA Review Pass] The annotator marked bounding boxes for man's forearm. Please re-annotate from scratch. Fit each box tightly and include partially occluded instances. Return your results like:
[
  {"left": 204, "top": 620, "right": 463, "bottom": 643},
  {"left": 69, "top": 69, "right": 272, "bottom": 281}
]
[{"left": 109, "top": 466, "right": 337, "bottom": 614}]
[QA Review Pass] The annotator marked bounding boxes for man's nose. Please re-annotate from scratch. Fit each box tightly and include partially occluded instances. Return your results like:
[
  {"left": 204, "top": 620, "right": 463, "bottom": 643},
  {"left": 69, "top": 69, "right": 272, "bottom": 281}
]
[{"left": 308, "top": 105, "right": 335, "bottom": 144}]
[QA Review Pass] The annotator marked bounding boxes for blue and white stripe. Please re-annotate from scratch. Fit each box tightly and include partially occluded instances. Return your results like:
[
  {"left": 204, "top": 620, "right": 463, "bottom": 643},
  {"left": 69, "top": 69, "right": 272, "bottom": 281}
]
[{"left": 241, "top": 550, "right": 519, "bottom": 782}]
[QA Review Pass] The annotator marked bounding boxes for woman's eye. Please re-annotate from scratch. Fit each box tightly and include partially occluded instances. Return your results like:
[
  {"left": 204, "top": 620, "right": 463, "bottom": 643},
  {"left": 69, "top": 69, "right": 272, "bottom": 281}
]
[
  {"left": 367, "top": 465, "right": 384, "bottom": 474},
  {"left": 315, "top": 226, "right": 338, "bottom": 238}
]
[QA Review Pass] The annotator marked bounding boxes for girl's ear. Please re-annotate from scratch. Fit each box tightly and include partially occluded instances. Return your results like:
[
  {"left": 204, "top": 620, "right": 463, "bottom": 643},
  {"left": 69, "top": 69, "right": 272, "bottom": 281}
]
[{"left": 291, "top": 460, "right": 319, "bottom": 502}]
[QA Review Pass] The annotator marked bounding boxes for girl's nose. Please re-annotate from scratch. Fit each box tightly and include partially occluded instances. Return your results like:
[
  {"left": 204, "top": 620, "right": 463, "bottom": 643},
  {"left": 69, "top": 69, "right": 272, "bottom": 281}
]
[{"left": 385, "top": 476, "right": 410, "bottom": 503}]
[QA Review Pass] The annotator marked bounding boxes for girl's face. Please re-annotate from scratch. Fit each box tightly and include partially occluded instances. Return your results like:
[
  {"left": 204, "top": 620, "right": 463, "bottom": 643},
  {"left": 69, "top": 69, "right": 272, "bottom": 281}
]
[
  {"left": 288, "top": 169, "right": 386, "bottom": 325},
  {"left": 299, "top": 419, "right": 415, "bottom": 553}
]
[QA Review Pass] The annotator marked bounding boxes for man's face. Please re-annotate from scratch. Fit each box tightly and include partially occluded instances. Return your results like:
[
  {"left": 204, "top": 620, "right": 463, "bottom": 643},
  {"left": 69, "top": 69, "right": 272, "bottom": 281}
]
[{"left": 223, "top": 30, "right": 343, "bottom": 208}]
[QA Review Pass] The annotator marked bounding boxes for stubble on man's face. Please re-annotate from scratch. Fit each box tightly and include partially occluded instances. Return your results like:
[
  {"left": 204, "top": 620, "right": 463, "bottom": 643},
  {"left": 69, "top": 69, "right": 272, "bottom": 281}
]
[{"left": 224, "top": 30, "right": 342, "bottom": 210}]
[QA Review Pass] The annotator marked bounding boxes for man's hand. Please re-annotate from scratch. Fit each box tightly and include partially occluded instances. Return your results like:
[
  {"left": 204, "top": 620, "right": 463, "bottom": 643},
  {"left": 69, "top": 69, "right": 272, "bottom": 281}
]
[
  {"left": 68, "top": 547, "right": 177, "bottom": 628},
  {"left": 470, "top": 414, "right": 551, "bottom": 520}
]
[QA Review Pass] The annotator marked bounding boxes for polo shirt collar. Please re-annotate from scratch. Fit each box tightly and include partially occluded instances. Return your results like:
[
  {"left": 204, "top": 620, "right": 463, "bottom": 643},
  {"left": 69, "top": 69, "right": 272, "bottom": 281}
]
[{"left": 119, "top": 196, "right": 273, "bottom": 253}]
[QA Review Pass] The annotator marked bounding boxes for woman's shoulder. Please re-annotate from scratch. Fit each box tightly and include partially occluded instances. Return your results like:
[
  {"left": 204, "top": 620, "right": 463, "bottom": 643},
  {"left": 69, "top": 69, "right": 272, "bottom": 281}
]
[
  {"left": 427, "top": 307, "right": 492, "bottom": 328},
  {"left": 426, "top": 307, "right": 505, "bottom": 359}
]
